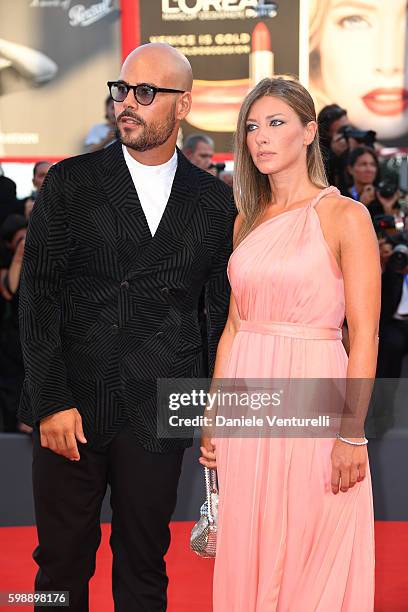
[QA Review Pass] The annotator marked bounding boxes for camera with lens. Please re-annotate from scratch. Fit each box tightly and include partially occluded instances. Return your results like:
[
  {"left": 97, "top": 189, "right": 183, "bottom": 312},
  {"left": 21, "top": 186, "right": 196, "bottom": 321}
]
[
  {"left": 387, "top": 232, "right": 408, "bottom": 273},
  {"left": 209, "top": 162, "right": 226, "bottom": 175},
  {"left": 338, "top": 125, "right": 377, "bottom": 147},
  {"left": 377, "top": 180, "right": 398, "bottom": 199},
  {"left": 373, "top": 214, "right": 396, "bottom": 232}
]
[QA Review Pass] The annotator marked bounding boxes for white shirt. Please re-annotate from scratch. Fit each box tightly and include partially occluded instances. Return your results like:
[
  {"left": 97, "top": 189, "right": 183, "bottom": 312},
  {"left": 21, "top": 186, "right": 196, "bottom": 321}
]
[
  {"left": 122, "top": 145, "right": 178, "bottom": 237},
  {"left": 394, "top": 274, "right": 408, "bottom": 320}
]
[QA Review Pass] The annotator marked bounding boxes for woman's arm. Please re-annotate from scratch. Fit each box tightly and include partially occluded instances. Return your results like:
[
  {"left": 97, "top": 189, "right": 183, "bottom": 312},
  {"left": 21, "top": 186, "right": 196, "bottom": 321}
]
[
  {"left": 205, "top": 288, "right": 241, "bottom": 385},
  {"left": 0, "top": 268, "right": 12, "bottom": 300},
  {"left": 199, "top": 213, "right": 243, "bottom": 469},
  {"left": 331, "top": 198, "right": 381, "bottom": 494},
  {"left": 340, "top": 199, "right": 381, "bottom": 427},
  {"left": 6, "top": 238, "right": 25, "bottom": 296}
]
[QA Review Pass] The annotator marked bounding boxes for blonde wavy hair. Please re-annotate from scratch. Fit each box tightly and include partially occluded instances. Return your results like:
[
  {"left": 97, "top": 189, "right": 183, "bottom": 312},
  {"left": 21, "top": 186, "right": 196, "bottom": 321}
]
[{"left": 233, "top": 76, "right": 328, "bottom": 246}]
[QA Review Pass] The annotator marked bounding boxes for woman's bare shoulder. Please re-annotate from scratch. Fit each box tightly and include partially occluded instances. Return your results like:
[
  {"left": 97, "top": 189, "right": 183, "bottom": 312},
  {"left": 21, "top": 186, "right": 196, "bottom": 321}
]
[{"left": 322, "top": 194, "right": 372, "bottom": 223}]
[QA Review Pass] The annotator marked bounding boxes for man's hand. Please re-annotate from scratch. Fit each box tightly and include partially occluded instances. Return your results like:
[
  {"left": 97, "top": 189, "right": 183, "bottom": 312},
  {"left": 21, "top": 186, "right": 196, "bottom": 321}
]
[
  {"left": 331, "top": 133, "right": 348, "bottom": 156},
  {"left": 377, "top": 190, "right": 400, "bottom": 214},
  {"left": 40, "top": 408, "right": 87, "bottom": 461},
  {"left": 360, "top": 184, "right": 375, "bottom": 206}
]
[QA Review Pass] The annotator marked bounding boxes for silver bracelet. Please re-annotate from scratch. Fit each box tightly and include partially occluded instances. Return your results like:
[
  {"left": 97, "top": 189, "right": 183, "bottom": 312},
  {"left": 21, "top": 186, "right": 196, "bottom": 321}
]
[{"left": 336, "top": 433, "right": 368, "bottom": 446}]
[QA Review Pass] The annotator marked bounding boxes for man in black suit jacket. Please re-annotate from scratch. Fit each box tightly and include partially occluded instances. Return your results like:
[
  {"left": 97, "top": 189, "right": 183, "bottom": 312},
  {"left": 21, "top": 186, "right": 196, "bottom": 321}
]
[{"left": 19, "top": 43, "right": 235, "bottom": 611}]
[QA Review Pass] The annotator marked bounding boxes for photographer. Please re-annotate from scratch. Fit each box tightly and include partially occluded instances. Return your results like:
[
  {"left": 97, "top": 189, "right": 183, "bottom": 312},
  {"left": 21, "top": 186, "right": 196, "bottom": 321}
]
[
  {"left": 368, "top": 180, "right": 405, "bottom": 226},
  {"left": 378, "top": 234, "right": 395, "bottom": 271},
  {"left": 208, "top": 161, "right": 226, "bottom": 178},
  {"left": 369, "top": 232, "right": 408, "bottom": 433},
  {"left": 317, "top": 104, "right": 376, "bottom": 194},
  {"left": 318, "top": 104, "right": 350, "bottom": 192},
  {"left": 0, "top": 214, "right": 28, "bottom": 432},
  {"left": 347, "top": 146, "right": 380, "bottom": 205}
]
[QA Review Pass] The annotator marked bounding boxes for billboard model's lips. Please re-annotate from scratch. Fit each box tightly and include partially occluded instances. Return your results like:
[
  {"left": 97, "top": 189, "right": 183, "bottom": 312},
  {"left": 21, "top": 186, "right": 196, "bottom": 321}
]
[
  {"left": 362, "top": 88, "right": 408, "bottom": 116},
  {"left": 189, "top": 79, "right": 250, "bottom": 132}
]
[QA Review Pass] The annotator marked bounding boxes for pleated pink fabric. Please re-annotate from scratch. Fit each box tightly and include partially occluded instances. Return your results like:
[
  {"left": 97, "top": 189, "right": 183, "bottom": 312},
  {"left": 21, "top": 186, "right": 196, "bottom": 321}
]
[{"left": 213, "top": 187, "right": 375, "bottom": 611}]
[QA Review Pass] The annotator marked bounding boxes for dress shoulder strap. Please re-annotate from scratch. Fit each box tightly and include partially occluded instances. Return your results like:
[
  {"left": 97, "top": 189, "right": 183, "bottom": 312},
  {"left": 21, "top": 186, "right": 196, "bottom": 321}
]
[{"left": 310, "top": 186, "right": 341, "bottom": 209}]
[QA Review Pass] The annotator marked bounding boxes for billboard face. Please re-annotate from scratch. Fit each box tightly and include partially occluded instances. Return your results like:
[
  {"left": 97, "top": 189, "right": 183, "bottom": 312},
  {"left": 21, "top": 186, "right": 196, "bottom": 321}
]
[
  {"left": 308, "top": 0, "right": 408, "bottom": 147},
  {"left": 0, "top": 0, "right": 121, "bottom": 158},
  {"left": 138, "top": 0, "right": 301, "bottom": 152}
]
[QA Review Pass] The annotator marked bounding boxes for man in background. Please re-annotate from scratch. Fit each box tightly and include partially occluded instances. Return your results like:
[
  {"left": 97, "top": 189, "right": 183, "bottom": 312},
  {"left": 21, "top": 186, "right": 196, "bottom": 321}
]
[
  {"left": 20, "top": 161, "right": 52, "bottom": 219},
  {"left": 317, "top": 104, "right": 358, "bottom": 194},
  {"left": 84, "top": 95, "right": 117, "bottom": 153},
  {"left": 182, "top": 133, "right": 214, "bottom": 171}
]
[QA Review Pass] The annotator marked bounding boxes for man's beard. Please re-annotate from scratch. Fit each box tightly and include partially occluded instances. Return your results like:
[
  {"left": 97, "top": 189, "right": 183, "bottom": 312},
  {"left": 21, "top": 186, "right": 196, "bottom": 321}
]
[{"left": 118, "top": 103, "right": 177, "bottom": 152}]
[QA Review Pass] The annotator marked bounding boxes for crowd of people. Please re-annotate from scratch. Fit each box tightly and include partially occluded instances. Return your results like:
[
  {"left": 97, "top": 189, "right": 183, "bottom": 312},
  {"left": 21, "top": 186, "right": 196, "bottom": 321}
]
[
  {"left": 317, "top": 103, "right": 408, "bottom": 432},
  {"left": 0, "top": 161, "right": 52, "bottom": 432},
  {"left": 0, "top": 97, "right": 407, "bottom": 435}
]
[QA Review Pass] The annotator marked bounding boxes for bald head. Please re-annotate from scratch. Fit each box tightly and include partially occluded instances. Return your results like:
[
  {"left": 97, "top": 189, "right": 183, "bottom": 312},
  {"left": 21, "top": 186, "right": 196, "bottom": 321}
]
[
  {"left": 121, "top": 43, "right": 193, "bottom": 91},
  {"left": 114, "top": 43, "right": 193, "bottom": 163}
]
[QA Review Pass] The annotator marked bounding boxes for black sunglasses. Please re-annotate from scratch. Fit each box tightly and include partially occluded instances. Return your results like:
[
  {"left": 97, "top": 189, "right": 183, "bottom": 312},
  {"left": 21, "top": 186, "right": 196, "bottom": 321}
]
[{"left": 107, "top": 81, "right": 185, "bottom": 106}]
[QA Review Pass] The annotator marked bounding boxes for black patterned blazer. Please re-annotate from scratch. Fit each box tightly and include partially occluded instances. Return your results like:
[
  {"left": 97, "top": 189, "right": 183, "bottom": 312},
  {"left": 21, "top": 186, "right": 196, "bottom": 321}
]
[{"left": 18, "top": 141, "right": 236, "bottom": 452}]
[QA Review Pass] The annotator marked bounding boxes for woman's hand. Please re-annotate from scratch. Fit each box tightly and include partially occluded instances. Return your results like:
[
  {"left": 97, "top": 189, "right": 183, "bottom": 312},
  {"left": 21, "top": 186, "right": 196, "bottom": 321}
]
[
  {"left": 199, "top": 435, "right": 216, "bottom": 469},
  {"left": 7, "top": 237, "right": 26, "bottom": 294},
  {"left": 331, "top": 438, "right": 367, "bottom": 494},
  {"left": 13, "top": 236, "right": 25, "bottom": 264}
]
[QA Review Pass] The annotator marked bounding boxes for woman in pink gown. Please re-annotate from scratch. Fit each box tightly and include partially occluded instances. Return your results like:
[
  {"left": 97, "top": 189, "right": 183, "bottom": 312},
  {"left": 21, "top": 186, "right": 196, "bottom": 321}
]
[{"left": 200, "top": 78, "right": 380, "bottom": 611}]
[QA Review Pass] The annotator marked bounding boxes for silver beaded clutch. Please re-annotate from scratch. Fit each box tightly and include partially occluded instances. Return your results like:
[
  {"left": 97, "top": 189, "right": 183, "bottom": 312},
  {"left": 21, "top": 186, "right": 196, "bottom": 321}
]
[{"left": 190, "top": 467, "right": 219, "bottom": 558}]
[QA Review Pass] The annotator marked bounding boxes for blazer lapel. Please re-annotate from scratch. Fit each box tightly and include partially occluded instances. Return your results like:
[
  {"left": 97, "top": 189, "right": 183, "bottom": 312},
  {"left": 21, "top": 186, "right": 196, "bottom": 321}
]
[
  {"left": 100, "top": 140, "right": 152, "bottom": 268},
  {"left": 100, "top": 142, "right": 201, "bottom": 277},
  {"left": 127, "top": 148, "right": 201, "bottom": 277}
]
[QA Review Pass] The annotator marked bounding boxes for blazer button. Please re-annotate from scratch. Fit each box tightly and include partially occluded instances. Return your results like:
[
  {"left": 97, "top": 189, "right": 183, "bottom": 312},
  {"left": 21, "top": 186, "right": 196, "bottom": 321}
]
[
  {"left": 120, "top": 280, "right": 129, "bottom": 290},
  {"left": 156, "top": 331, "right": 164, "bottom": 337},
  {"left": 112, "top": 324, "right": 118, "bottom": 332},
  {"left": 161, "top": 287, "right": 169, "bottom": 296}
]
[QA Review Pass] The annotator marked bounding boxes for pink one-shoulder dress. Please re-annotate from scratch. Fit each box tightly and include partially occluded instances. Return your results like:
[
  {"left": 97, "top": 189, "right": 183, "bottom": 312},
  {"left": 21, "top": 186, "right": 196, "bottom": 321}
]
[{"left": 213, "top": 187, "right": 375, "bottom": 611}]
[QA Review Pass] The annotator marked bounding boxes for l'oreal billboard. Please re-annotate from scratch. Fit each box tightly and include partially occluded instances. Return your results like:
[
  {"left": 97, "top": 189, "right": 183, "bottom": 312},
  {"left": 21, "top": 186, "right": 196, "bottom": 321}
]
[{"left": 132, "top": 0, "right": 408, "bottom": 150}]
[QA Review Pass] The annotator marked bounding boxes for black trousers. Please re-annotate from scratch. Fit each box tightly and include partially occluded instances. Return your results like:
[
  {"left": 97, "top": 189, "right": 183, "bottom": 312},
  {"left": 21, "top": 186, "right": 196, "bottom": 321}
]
[
  {"left": 377, "top": 319, "right": 408, "bottom": 379},
  {"left": 32, "top": 420, "right": 185, "bottom": 611},
  {"left": 366, "top": 319, "right": 408, "bottom": 435}
]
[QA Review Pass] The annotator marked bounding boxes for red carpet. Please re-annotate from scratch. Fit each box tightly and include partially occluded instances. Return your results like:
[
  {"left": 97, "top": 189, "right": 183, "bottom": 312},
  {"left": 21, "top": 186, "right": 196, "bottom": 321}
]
[{"left": 0, "top": 521, "right": 407, "bottom": 611}]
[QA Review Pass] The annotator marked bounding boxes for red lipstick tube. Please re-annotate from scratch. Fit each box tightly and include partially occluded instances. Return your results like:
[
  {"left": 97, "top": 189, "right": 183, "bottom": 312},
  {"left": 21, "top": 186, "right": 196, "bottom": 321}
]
[{"left": 250, "top": 22, "right": 274, "bottom": 86}]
